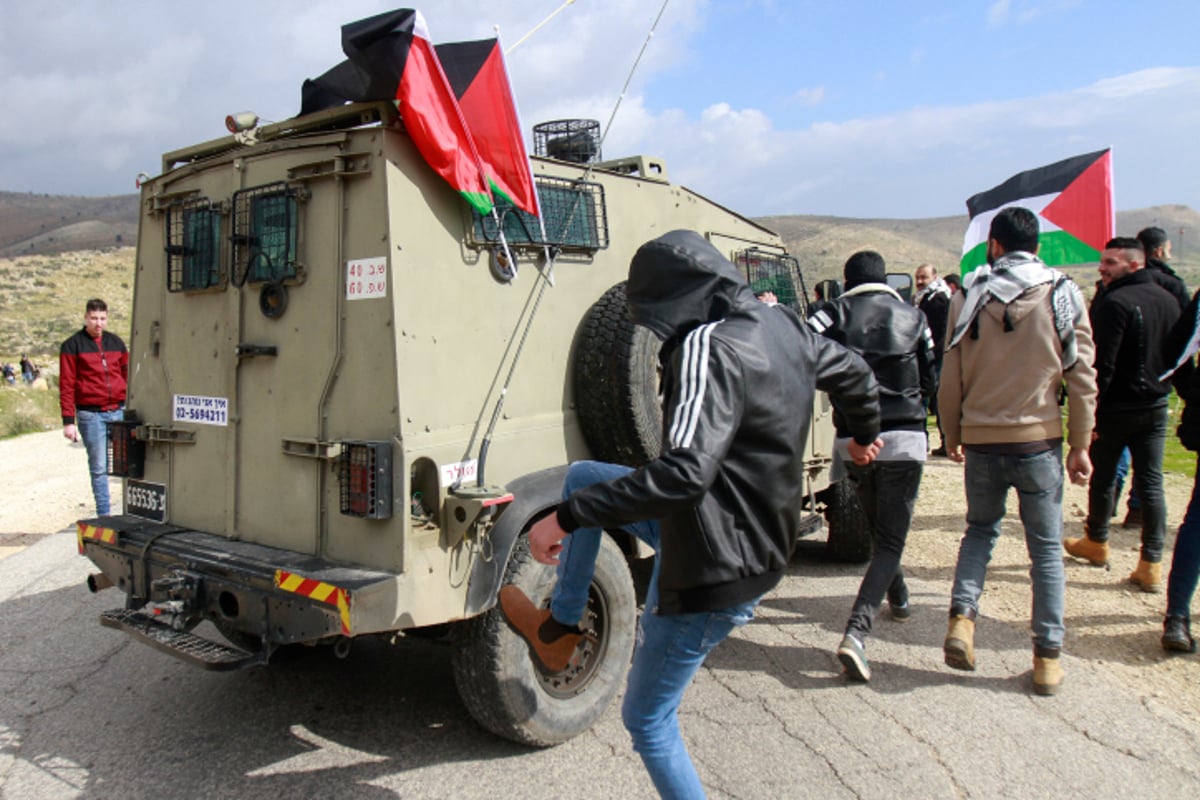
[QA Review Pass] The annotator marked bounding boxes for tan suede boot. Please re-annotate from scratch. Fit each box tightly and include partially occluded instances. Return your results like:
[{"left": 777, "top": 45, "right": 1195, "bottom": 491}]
[
  {"left": 1063, "top": 535, "right": 1110, "bottom": 567},
  {"left": 1127, "top": 559, "right": 1162, "bottom": 593},
  {"left": 944, "top": 613, "right": 976, "bottom": 671},
  {"left": 1032, "top": 655, "right": 1064, "bottom": 696}
]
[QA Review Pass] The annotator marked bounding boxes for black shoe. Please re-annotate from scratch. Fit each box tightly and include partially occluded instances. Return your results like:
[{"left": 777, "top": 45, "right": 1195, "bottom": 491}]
[
  {"left": 837, "top": 634, "right": 871, "bottom": 682},
  {"left": 1122, "top": 507, "right": 1143, "bottom": 529},
  {"left": 889, "top": 599, "right": 911, "bottom": 622},
  {"left": 930, "top": 446, "right": 948, "bottom": 457},
  {"left": 1163, "top": 616, "right": 1196, "bottom": 653}
]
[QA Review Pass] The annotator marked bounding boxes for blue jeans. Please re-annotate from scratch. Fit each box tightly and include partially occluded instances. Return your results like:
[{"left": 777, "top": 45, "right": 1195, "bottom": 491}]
[
  {"left": 77, "top": 407, "right": 124, "bottom": 515},
  {"left": 1086, "top": 407, "right": 1169, "bottom": 562},
  {"left": 845, "top": 460, "right": 922, "bottom": 638},
  {"left": 554, "top": 460, "right": 758, "bottom": 800},
  {"left": 1113, "top": 448, "right": 1141, "bottom": 512},
  {"left": 951, "top": 447, "right": 1065, "bottom": 652},
  {"left": 1167, "top": 465, "right": 1200, "bottom": 620}
]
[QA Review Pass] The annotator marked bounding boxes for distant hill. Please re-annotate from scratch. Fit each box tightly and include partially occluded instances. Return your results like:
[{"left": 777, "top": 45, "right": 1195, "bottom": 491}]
[
  {"left": 759, "top": 204, "right": 1200, "bottom": 286},
  {"left": 1, "top": 190, "right": 1197, "bottom": 362},
  {"left": 0, "top": 191, "right": 139, "bottom": 258}
]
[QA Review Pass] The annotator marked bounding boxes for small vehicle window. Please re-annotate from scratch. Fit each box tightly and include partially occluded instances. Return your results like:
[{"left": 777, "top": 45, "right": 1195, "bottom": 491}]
[
  {"left": 736, "top": 250, "right": 807, "bottom": 315},
  {"left": 232, "top": 184, "right": 300, "bottom": 286},
  {"left": 166, "top": 199, "right": 223, "bottom": 292},
  {"left": 471, "top": 177, "right": 608, "bottom": 252}
]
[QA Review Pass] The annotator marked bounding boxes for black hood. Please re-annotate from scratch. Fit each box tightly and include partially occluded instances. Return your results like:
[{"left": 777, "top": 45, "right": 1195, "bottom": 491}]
[{"left": 626, "top": 230, "right": 757, "bottom": 341}]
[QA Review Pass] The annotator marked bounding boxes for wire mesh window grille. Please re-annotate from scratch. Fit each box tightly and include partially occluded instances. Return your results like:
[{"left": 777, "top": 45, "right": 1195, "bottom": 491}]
[
  {"left": 735, "top": 250, "right": 808, "bottom": 316},
  {"left": 232, "top": 184, "right": 299, "bottom": 286},
  {"left": 471, "top": 177, "right": 608, "bottom": 252},
  {"left": 166, "top": 200, "right": 223, "bottom": 292},
  {"left": 338, "top": 442, "right": 393, "bottom": 519}
]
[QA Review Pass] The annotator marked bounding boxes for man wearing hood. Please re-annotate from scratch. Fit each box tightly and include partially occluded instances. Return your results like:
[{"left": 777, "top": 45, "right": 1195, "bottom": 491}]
[
  {"left": 500, "top": 230, "right": 882, "bottom": 798},
  {"left": 938, "top": 207, "right": 1097, "bottom": 696},
  {"left": 809, "top": 250, "right": 937, "bottom": 682}
]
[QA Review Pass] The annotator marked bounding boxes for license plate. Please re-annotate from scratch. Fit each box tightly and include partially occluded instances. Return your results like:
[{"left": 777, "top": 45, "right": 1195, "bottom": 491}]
[{"left": 126, "top": 479, "right": 167, "bottom": 522}]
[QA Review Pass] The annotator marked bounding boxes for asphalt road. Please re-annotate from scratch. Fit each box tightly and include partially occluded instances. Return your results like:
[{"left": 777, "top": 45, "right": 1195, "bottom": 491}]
[{"left": 2, "top": 532, "right": 1198, "bottom": 799}]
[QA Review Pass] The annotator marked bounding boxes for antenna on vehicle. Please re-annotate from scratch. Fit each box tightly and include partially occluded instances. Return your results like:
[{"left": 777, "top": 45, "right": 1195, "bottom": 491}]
[{"left": 463, "top": 0, "right": 673, "bottom": 488}]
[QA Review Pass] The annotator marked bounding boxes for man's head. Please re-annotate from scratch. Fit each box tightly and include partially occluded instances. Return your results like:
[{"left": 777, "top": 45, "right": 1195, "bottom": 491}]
[
  {"left": 914, "top": 263, "right": 937, "bottom": 292},
  {"left": 944, "top": 273, "right": 961, "bottom": 293},
  {"left": 626, "top": 230, "right": 751, "bottom": 341},
  {"left": 84, "top": 298, "right": 109, "bottom": 339},
  {"left": 1098, "top": 237, "right": 1146, "bottom": 286},
  {"left": 843, "top": 250, "right": 886, "bottom": 290},
  {"left": 987, "top": 207, "right": 1040, "bottom": 262},
  {"left": 1137, "top": 226, "right": 1172, "bottom": 261}
]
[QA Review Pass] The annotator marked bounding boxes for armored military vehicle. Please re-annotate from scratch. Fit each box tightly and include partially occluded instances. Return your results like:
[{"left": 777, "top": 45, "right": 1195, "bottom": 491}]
[{"left": 79, "top": 100, "right": 867, "bottom": 746}]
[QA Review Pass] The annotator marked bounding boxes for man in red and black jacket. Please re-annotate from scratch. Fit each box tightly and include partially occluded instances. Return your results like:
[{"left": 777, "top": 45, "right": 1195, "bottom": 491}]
[{"left": 60, "top": 298, "right": 128, "bottom": 515}]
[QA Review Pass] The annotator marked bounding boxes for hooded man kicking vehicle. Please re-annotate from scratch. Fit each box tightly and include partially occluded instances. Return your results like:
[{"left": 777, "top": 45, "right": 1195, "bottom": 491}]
[{"left": 499, "top": 229, "right": 882, "bottom": 799}]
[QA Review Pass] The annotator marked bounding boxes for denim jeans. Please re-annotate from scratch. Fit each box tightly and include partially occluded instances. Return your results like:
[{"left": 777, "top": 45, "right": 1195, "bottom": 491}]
[
  {"left": 1113, "top": 448, "right": 1141, "bottom": 512},
  {"left": 1167, "top": 465, "right": 1200, "bottom": 620},
  {"left": 951, "top": 446, "right": 1065, "bottom": 652},
  {"left": 1086, "top": 407, "right": 1169, "bottom": 562},
  {"left": 845, "top": 460, "right": 922, "bottom": 639},
  {"left": 76, "top": 407, "right": 124, "bottom": 515},
  {"left": 553, "top": 460, "right": 758, "bottom": 800}
]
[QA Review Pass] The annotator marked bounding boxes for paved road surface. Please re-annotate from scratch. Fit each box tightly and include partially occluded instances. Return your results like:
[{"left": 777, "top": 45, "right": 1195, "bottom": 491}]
[{"left": 1, "top": 532, "right": 1197, "bottom": 799}]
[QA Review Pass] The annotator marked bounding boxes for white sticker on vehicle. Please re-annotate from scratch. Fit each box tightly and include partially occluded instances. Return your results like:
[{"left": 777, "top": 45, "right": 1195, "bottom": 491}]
[
  {"left": 440, "top": 459, "right": 478, "bottom": 487},
  {"left": 346, "top": 256, "right": 388, "bottom": 300},
  {"left": 173, "top": 394, "right": 229, "bottom": 426}
]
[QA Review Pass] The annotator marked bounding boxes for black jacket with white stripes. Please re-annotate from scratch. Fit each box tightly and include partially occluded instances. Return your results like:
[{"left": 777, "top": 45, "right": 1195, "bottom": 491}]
[
  {"left": 807, "top": 284, "right": 936, "bottom": 435},
  {"left": 557, "top": 230, "right": 881, "bottom": 615}
]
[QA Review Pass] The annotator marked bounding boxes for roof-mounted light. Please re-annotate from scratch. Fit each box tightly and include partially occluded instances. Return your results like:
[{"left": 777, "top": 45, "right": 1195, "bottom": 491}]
[{"left": 225, "top": 112, "right": 259, "bottom": 133}]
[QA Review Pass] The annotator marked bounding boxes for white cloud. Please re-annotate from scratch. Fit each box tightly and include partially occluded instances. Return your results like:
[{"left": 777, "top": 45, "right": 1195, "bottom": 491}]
[
  {"left": 792, "top": 86, "right": 826, "bottom": 106},
  {"left": 626, "top": 67, "right": 1200, "bottom": 217},
  {"left": 987, "top": 0, "right": 1012, "bottom": 28}
]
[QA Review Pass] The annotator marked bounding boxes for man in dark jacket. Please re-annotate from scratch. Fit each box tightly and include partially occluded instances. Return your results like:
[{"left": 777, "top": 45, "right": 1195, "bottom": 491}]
[
  {"left": 500, "top": 230, "right": 882, "bottom": 797},
  {"left": 809, "top": 251, "right": 936, "bottom": 682},
  {"left": 1066, "top": 238, "right": 1180, "bottom": 591},
  {"left": 60, "top": 298, "right": 128, "bottom": 515},
  {"left": 913, "top": 263, "right": 952, "bottom": 454},
  {"left": 1139, "top": 226, "right": 1189, "bottom": 310}
]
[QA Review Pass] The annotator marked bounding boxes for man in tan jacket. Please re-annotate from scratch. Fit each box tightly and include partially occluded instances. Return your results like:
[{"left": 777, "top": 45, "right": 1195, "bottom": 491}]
[{"left": 938, "top": 206, "right": 1098, "bottom": 696}]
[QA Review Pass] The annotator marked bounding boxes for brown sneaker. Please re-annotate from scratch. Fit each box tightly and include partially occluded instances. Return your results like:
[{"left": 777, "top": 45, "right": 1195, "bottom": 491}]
[
  {"left": 1032, "top": 655, "right": 1063, "bottom": 696},
  {"left": 1127, "top": 559, "right": 1162, "bottom": 593},
  {"left": 498, "top": 585, "right": 584, "bottom": 672},
  {"left": 1063, "top": 536, "right": 1110, "bottom": 567},
  {"left": 943, "top": 613, "right": 976, "bottom": 671}
]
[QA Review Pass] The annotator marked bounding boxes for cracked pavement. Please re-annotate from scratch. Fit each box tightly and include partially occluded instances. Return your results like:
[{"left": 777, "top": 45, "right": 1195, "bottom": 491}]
[{"left": 0, "top": 531, "right": 1197, "bottom": 799}]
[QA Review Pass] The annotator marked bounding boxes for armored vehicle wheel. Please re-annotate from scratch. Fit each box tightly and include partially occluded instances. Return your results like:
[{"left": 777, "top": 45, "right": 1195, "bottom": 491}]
[
  {"left": 452, "top": 530, "right": 636, "bottom": 746},
  {"left": 823, "top": 477, "right": 873, "bottom": 563},
  {"left": 574, "top": 282, "right": 662, "bottom": 466}
]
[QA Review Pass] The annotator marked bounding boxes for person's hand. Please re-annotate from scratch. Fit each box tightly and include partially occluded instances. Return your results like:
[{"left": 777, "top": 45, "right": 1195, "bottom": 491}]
[
  {"left": 1066, "top": 447, "right": 1092, "bottom": 486},
  {"left": 756, "top": 291, "right": 779, "bottom": 306},
  {"left": 947, "top": 444, "right": 965, "bottom": 463},
  {"left": 63, "top": 424, "right": 79, "bottom": 443},
  {"left": 528, "top": 513, "right": 569, "bottom": 565},
  {"left": 847, "top": 437, "right": 884, "bottom": 466}
]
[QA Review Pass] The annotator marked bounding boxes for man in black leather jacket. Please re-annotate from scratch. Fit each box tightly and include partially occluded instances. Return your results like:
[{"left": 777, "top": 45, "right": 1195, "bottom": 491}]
[
  {"left": 500, "top": 229, "right": 882, "bottom": 797},
  {"left": 809, "top": 250, "right": 937, "bottom": 682},
  {"left": 1066, "top": 237, "right": 1180, "bottom": 591}
]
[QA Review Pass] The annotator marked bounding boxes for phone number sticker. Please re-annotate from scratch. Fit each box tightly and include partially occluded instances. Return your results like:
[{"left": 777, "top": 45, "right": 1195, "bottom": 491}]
[
  {"left": 126, "top": 479, "right": 167, "bottom": 522},
  {"left": 173, "top": 394, "right": 229, "bottom": 426},
  {"left": 346, "top": 256, "right": 387, "bottom": 300}
]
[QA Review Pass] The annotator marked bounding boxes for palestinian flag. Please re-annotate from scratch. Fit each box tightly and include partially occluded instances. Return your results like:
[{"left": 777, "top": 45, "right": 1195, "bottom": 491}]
[
  {"left": 960, "top": 149, "right": 1113, "bottom": 274},
  {"left": 437, "top": 39, "right": 540, "bottom": 217},
  {"left": 300, "top": 9, "right": 493, "bottom": 214}
]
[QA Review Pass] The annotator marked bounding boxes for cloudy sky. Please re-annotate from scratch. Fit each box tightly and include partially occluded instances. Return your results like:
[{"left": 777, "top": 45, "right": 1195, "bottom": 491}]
[{"left": 2, "top": 0, "right": 1198, "bottom": 218}]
